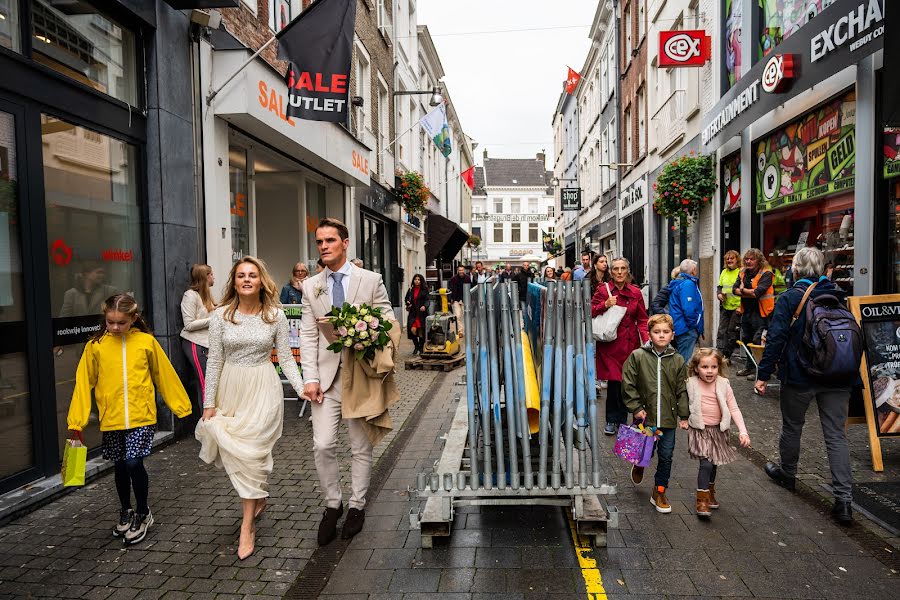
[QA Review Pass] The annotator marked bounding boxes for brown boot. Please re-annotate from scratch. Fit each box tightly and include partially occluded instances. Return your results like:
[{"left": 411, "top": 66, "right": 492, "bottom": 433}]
[
  {"left": 696, "top": 489, "right": 712, "bottom": 517},
  {"left": 708, "top": 483, "right": 720, "bottom": 509},
  {"left": 650, "top": 486, "right": 672, "bottom": 513}
]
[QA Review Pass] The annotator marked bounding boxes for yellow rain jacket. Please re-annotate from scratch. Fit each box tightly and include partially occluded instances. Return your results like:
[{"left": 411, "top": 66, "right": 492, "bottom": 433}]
[{"left": 67, "top": 330, "right": 192, "bottom": 432}]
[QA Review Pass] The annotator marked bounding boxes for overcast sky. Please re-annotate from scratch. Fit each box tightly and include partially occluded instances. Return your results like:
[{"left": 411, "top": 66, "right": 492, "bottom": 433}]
[{"left": 417, "top": 0, "right": 596, "bottom": 168}]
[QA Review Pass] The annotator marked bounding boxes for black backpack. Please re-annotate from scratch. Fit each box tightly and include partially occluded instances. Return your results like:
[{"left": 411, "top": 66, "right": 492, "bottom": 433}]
[{"left": 791, "top": 282, "right": 863, "bottom": 382}]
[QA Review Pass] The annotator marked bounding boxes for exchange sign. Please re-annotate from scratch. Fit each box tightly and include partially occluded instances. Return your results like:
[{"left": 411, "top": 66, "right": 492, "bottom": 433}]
[{"left": 658, "top": 30, "right": 711, "bottom": 67}]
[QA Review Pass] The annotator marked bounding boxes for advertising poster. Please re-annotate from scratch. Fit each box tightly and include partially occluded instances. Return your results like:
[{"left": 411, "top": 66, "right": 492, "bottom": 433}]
[
  {"left": 759, "top": 0, "right": 833, "bottom": 55},
  {"left": 850, "top": 297, "right": 900, "bottom": 440},
  {"left": 885, "top": 128, "right": 900, "bottom": 180},
  {"left": 722, "top": 151, "right": 741, "bottom": 212},
  {"left": 755, "top": 90, "right": 856, "bottom": 213},
  {"left": 270, "top": 304, "right": 302, "bottom": 377}
]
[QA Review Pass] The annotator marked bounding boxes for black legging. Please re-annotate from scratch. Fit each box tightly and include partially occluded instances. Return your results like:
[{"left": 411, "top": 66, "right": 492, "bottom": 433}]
[
  {"left": 605, "top": 380, "right": 628, "bottom": 425},
  {"left": 115, "top": 458, "right": 149, "bottom": 514},
  {"left": 697, "top": 457, "right": 718, "bottom": 490}
]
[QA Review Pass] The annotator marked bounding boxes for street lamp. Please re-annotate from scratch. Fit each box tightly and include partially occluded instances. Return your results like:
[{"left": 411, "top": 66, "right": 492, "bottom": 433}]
[{"left": 392, "top": 87, "right": 444, "bottom": 106}]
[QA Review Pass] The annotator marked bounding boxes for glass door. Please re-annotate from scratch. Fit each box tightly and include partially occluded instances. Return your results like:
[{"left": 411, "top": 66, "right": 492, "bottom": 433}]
[{"left": 0, "top": 107, "right": 35, "bottom": 480}]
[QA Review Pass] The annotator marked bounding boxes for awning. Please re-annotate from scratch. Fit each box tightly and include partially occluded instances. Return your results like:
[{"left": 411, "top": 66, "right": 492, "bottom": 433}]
[{"left": 425, "top": 212, "right": 469, "bottom": 263}]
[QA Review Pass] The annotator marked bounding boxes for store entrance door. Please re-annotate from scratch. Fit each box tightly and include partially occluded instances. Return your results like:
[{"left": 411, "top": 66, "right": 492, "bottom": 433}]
[{"left": 360, "top": 208, "right": 398, "bottom": 306}]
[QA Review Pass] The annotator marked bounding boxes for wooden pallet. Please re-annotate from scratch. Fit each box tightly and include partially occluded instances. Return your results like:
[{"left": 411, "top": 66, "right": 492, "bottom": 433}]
[{"left": 405, "top": 354, "right": 465, "bottom": 372}]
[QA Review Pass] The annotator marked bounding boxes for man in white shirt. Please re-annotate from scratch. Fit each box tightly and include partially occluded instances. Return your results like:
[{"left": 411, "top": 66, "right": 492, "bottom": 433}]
[{"left": 300, "top": 218, "right": 395, "bottom": 545}]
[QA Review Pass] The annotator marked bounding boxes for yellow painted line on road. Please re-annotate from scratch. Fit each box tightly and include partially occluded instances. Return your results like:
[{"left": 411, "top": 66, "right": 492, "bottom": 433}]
[{"left": 567, "top": 513, "right": 607, "bottom": 599}]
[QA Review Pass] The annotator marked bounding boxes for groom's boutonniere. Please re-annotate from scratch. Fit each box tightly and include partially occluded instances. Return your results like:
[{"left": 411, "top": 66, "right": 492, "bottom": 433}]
[{"left": 314, "top": 283, "right": 326, "bottom": 298}]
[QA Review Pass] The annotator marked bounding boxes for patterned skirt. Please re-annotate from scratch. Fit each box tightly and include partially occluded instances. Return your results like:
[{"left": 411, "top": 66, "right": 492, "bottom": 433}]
[
  {"left": 688, "top": 426, "right": 738, "bottom": 466},
  {"left": 102, "top": 425, "right": 157, "bottom": 461}
]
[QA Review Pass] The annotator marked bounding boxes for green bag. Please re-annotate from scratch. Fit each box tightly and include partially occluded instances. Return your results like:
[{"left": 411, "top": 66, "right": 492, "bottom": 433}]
[{"left": 61, "top": 435, "right": 87, "bottom": 487}]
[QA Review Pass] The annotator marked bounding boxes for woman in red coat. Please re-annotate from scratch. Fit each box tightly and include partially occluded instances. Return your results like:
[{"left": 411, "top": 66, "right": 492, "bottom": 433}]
[{"left": 591, "top": 257, "right": 649, "bottom": 435}]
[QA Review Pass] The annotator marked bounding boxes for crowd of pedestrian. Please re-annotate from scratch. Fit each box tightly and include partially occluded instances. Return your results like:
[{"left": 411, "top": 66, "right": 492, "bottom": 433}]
[{"left": 62, "top": 228, "right": 862, "bottom": 564}]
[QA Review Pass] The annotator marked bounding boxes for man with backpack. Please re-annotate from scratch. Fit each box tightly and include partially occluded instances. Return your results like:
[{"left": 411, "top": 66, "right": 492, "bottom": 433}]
[{"left": 754, "top": 247, "right": 862, "bottom": 524}]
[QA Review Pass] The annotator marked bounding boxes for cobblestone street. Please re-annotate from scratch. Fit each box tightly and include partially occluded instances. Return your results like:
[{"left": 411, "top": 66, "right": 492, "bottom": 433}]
[{"left": 0, "top": 345, "right": 898, "bottom": 599}]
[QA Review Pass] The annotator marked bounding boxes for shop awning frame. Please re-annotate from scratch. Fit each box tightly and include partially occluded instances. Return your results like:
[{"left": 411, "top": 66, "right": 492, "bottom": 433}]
[{"left": 425, "top": 212, "right": 469, "bottom": 263}]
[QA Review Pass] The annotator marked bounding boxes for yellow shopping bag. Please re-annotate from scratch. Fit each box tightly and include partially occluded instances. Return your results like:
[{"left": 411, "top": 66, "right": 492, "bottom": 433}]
[{"left": 61, "top": 433, "right": 87, "bottom": 487}]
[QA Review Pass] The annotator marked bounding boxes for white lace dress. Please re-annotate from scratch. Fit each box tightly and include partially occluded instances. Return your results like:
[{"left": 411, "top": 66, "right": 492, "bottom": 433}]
[{"left": 195, "top": 307, "right": 304, "bottom": 499}]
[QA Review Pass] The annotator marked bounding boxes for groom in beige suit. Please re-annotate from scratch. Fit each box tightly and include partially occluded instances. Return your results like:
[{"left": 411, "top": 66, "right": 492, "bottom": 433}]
[{"left": 300, "top": 218, "right": 395, "bottom": 546}]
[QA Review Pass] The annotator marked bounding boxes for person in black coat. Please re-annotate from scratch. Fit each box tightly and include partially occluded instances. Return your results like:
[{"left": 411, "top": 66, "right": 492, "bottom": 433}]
[{"left": 405, "top": 274, "right": 430, "bottom": 354}]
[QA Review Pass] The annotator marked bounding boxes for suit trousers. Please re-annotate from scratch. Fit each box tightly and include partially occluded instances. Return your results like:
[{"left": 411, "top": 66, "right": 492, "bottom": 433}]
[{"left": 311, "top": 370, "right": 374, "bottom": 510}]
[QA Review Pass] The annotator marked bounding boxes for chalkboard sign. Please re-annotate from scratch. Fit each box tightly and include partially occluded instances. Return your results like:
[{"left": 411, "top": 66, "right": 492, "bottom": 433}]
[
  {"left": 270, "top": 304, "right": 302, "bottom": 377},
  {"left": 848, "top": 295, "right": 900, "bottom": 472}
]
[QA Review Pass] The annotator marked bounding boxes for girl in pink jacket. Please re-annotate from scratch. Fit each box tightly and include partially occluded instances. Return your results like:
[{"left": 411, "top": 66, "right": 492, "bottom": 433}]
[{"left": 686, "top": 348, "right": 751, "bottom": 518}]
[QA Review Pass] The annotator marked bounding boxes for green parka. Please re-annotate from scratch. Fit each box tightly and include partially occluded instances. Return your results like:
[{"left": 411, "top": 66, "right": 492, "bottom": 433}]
[{"left": 621, "top": 344, "right": 689, "bottom": 429}]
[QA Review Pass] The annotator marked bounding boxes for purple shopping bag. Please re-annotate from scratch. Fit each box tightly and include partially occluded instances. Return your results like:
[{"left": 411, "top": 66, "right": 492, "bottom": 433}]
[{"left": 613, "top": 421, "right": 656, "bottom": 467}]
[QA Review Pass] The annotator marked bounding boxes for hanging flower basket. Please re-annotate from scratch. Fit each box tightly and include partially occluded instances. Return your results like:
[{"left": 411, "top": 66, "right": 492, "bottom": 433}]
[
  {"left": 467, "top": 234, "right": 481, "bottom": 248},
  {"left": 397, "top": 171, "right": 430, "bottom": 215},
  {"left": 652, "top": 153, "right": 716, "bottom": 230}
]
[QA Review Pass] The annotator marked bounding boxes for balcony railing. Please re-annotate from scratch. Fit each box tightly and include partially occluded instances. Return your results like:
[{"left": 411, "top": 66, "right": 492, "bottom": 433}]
[{"left": 651, "top": 90, "right": 686, "bottom": 154}]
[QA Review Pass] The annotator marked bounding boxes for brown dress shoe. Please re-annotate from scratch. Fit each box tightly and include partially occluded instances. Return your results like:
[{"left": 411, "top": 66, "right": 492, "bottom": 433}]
[
  {"left": 650, "top": 486, "right": 672, "bottom": 513},
  {"left": 708, "top": 483, "right": 720, "bottom": 509},
  {"left": 696, "top": 489, "right": 712, "bottom": 517}
]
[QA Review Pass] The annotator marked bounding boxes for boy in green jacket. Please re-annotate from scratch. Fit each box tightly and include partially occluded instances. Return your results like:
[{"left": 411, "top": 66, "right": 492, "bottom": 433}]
[{"left": 621, "top": 313, "right": 690, "bottom": 513}]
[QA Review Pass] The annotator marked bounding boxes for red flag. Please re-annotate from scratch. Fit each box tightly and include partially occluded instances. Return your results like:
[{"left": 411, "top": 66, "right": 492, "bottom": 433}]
[
  {"left": 565, "top": 67, "right": 581, "bottom": 94},
  {"left": 461, "top": 166, "right": 475, "bottom": 190}
]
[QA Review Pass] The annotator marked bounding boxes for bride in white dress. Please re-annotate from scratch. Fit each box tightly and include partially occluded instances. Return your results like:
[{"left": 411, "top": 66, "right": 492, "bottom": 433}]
[{"left": 195, "top": 256, "right": 304, "bottom": 560}]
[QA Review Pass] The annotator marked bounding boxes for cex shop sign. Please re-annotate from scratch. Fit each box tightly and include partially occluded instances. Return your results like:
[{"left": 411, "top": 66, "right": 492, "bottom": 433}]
[{"left": 658, "top": 30, "right": 711, "bottom": 67}]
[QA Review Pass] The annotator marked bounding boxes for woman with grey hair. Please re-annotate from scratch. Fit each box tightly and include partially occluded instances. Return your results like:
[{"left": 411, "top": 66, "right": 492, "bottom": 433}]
[
  {"left": 754, "top": 246, "right": 856, "bottom": 524},
  {"left": 591, "top": 257, "right": 650, "bottom": 435}
]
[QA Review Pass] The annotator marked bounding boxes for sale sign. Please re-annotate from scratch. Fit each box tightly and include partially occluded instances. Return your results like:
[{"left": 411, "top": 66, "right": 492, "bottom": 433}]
[{"left": 658, "top": 30, "right": 711, "bottom": 67}]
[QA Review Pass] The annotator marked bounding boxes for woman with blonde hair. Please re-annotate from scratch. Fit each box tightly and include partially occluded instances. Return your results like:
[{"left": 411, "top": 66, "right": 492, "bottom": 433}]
[
  {"left": 195, "top": 256, "right": 305, "bottom": 560},
  {"left": 716, "top": 250, "right": 742, "bottom": 363},
  {"left": 733, "top": 248, "right": 774, "bottom": 376},
  {"left": 181, "top": 264, "right": 216, "bottom": 411}
]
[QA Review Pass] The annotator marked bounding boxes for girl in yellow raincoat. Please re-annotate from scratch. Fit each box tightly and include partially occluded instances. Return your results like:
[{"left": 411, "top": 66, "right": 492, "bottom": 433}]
[{"left": 67, "top": 294, "right": 191, "bottom": 545}]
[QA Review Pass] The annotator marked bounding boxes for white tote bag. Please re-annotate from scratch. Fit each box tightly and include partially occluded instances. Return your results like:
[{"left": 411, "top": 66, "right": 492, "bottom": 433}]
[{"left": 592, "top": 283, "right": 628, "bottom": 342}]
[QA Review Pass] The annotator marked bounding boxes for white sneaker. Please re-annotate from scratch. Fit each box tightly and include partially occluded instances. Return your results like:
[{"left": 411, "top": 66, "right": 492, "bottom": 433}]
[
  {"left": 113, "top": 508, "right": 134, "bottom": 538},
  {"left": 124, "top": 511, "right": 153, "bottom": 545}
]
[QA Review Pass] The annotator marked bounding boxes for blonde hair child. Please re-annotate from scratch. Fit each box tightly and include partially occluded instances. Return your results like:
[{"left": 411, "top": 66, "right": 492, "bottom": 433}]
[
  {"left": 685, "top": 347, "right": 750, "bottom": 518},
  {"left": 68, "top": 294, "right": 192, "bottom": 544}
]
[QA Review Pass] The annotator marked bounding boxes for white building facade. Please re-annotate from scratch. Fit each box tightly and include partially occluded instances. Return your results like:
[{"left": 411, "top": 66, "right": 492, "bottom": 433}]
[{"left": 471, "top": 153, "right": 555, "bottom": 268}]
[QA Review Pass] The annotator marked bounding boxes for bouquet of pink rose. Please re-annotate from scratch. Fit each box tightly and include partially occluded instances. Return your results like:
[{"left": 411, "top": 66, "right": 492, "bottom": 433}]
[{"left": 326, "top": 303, "right": 394, "bottom": 361}]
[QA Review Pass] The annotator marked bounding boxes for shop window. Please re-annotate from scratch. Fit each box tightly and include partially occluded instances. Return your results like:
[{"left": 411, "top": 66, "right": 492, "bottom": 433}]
[
  {"left": 724, "top": 0, "right": 742, "bottom": 88},
  {"left": 0, "top": 110, "right": 34, "bottom": 479},
  {"left": 0, "top": 0, "right": 19, "bottom": 51},
  {"left": 886, "top": 129, "right": 900, "bottom": 293},
  {"left": 30, "top": 0, "right": 139, "bottom": 106},
  {"left": 229, "top": 146, "right": 250, "bottom": 261},
  {"left": 621, "top": 210, "right": 644, "bottom": 285},
  {"left": 762, "top": 197, "right": 854, "bottom": 295},
  {"left": 42, "top": 115, "right": 142, "bottom": 457}
]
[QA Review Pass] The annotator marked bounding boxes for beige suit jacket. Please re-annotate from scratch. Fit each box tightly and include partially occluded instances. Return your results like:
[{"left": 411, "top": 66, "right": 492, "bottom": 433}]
[{"left": 299, "top": 265, "right": 395, "bottom": 392}]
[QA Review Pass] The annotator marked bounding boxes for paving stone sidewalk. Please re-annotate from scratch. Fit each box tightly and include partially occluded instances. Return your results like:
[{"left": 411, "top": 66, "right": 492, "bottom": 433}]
[
  {"left": 317, "top": 364, "right": 898, "bottom": 599},
  {"left": 0, "top": 340, "right": 435, "bottom": 600},
  {"left": 727, "top": 358, "right": 900, "bottom": 549}
]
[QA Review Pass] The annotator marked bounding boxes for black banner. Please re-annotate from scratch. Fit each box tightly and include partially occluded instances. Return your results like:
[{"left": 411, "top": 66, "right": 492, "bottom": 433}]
[{"left": 276, "top": 0, "right": 356, "bottom": 123}]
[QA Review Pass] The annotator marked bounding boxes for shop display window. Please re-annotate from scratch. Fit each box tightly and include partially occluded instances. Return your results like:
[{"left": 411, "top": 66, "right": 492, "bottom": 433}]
[
  {"left": 762, "top": 193, "right": 854, "bottom": 294},
  {"left": 30, "top": 0, "right": 138, "bottom": 106},
  {"left": 885, "top": 128, "right": 900, "bottom": 293},
  {"left": 41, "top": 115, "right": 142, "bottom": 457}
]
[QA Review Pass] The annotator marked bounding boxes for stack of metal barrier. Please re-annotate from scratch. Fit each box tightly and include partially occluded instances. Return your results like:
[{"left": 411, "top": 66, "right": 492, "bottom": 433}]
[{"left": 415, "top": 280, "right": 616, "bottom": 547}]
